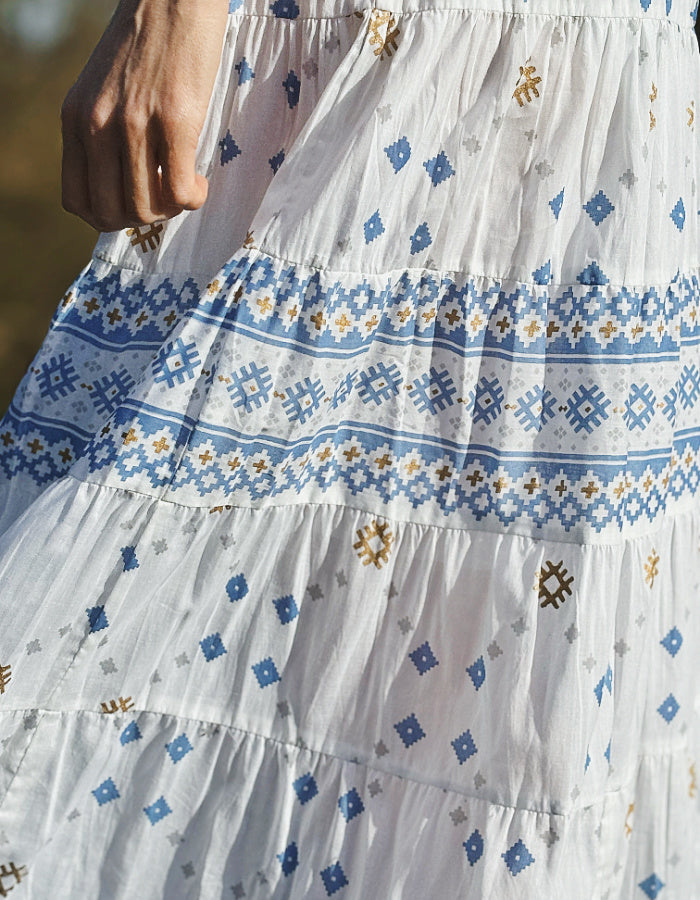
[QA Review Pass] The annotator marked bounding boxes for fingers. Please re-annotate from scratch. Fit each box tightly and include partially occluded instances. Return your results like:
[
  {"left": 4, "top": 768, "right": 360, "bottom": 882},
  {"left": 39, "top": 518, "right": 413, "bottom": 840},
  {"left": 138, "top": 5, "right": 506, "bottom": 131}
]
[
  {"left": 61, "top": 100, "right": 209, "bottom": 232},
  {"left": 158, "top": 128, "right": 209, "bottom": 214}
]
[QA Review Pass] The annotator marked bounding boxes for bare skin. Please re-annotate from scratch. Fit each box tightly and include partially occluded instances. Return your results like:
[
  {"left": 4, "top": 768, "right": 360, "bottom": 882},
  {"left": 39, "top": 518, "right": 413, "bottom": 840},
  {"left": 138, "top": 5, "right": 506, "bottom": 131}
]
[{"left": 61, "top": 0, "right": 229, "bottom": 233}]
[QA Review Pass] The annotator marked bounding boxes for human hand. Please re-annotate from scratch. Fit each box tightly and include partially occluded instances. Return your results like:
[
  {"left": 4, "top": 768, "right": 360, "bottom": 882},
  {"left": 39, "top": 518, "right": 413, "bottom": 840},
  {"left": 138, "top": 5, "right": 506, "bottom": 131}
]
[{"left": 60, "top": 0, "right": 229, "bottom": 232}]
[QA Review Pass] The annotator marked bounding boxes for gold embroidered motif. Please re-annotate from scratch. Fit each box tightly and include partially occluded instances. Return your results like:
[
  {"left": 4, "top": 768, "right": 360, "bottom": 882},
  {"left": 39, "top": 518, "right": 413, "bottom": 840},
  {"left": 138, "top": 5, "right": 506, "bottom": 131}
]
[
  {"left": 644, "top": 549, "right": 659, "bottom": 587},
  {"left": 649, "top": 82, "right": 657, "bottom": 131},
  {"left": 122, "top": 428, "right": 138, "bottom": 446},
  {"left": 368, "top": 9, "right": 400, "bottom": 60},
  {"left": 0, "top": 663, "right": 11, "bottom": 695},
  {"left": 624, "top": 802, "right": 635, "bottom": 837},
  {"left": 0, "top": 862, "right": 28, "bottom": 895},
  {"left": 100, "top": 696, "right": 134, "bottom": 714},
  {"left": 513, "top": 65, "right": 542, "bottom": 107},
  {"left": 126, "top": 223, "right": 164, "bottom": 253},
  {"left": 353, "top": 520, "right": 395, "bottom": 569},
  {"left": 688, "top": 100, "right": 695, "bottom": 128},
  {"left": 689, "top": 763, "right": 697, "bottom": 798},
  {"left": 206, "top": 279, "right": 220, "bottom": 295},
  {"left": 243, "top": 230, "right": 255, "bottom": 249},
  {"left": 537, "top": 560, "right": 574, "bottom": 610}
]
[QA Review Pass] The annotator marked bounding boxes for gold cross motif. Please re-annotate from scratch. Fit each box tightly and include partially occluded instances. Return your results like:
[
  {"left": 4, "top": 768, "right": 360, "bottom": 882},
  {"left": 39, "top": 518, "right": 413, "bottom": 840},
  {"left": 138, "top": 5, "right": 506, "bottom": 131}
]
[
  {"left": 368, "top": 9, "right": 400, "bottom": 60},
  {"left": 127, "top": 223, "right": 164, "bottom": 253},
  {"left": 513, "top": 65, "right": 542, "bottom": 107},
  {"left": 644, "top": 549, "right": 659, "bottom": 587},
  {"left": 0, "top": 663, "right": 11, "bottom": 695},
  {"left": 353, "top": 519, "right": 395, "bottom": 569}
]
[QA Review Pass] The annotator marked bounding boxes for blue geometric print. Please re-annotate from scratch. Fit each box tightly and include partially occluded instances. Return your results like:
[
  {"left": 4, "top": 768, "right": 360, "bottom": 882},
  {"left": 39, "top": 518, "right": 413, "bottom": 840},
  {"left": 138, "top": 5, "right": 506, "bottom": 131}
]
[
  {"left": 282, "top": 378, "right": 325, "bottom": 423},
  {"left": 152, "top": 339, "right": 200, "bottom": 388},
  {"left": 143, "top": 796, "right": 172, "bottom": 825},
  {"left": 87, "top": 368, "right": 136, "bottom": 417},
  {"left": 409, "top": 223, "right": 432, "bottom": 255},
  {"left": 624, "top": 384, "right": 656, "bottom": 431},
  {"left": 320, "top": 862, "right": 348, "bottom": 896},
  {"left": 356, "top": 363, "right": 403, "bottom": 406},
  {"left": 565, "top": 385, "right": 610, "bottom": 434},
  {"left": 466, "top": 656, "right": 485, "bottom": 690},
  {"left": 639, "top": 874, "right": 665, "bottom": 899},
  {"left": 502, "top": 839, "right": 535, "bottom": 876},
  {"left": 660, "top": 626, "right": 683, "bottom": 656},
  {"left": 93, "top": 777, "right": 120, "bottom": 806},
  {"left": 364, "top": 210, "right": 385, "bottom": 244},
  {"left": 469, "top": 376, "right": 504, "bottom": 425},
  {"left": 200, "top": 633, "right": 227, "bottom": 662},
  {"left": 549, "top": 188, "right": 564, "bottom": 219},
  {"left": 235, "top": 57, "right": 254, "bottom": 84},
  {"left": 409, "top": 368, "right": 456, "bottom": 414},
  {"left": 394, "top": 713, "right": 426, "bottom": 748},
  {"left": 514, "top": 386, "right": 557, "bottom": 432},
  {"left": 338, "top": 788, "right": 364, "bottom": 822},
  {"left": 670, "top": 197, "right": 685, "bottom": 231},
  {"left": 282, "top": 71, "right": 301, "bottom": 109},
  {"left": 409, "top": 641, "right": 439, "bottom": 675},
  {"left": 278, "top": 843, "right": 299, "bottom": 876},
  {"left": 423, "top": 151, "right": 455, "bottom": 186},
  {"left": 121, "top": 546, "right": 139, "bottom": 571},
  {"left": 384, "top": 136, "right": 411, "bottom": 173},
  {"left": 252, "top": 656, "right": 281, "bottom": 687},
  {"left": 463, "top": 829, "right": 484, "bottom": 866},
  {"left": 36, "top": 354, "right": 79, "bottom": 401},
  {"left": 120, "top": 721, "right": 142, "bottom": 745},
  {"left": 75, "top": 404, "right": 700, "bottom": 535},
  {"left": 219, "top": 130, "right": 241, "bottom": 165},
  {"left": 274, "top": 594, "right": 299, "bottom": 624},
  {"left": 451, "top": 729, "right": 478, "bottom": 763},
  {"left": 166, "top": 733, "right": 193, "bottom": 764},
  {"left": 86, "top": 606, "right": 109, "bottom": 633},
  {"left": 293, "top": 772, "right": 318, "bottom": 805},
  {"left": 227, "top": 362, "right": 273, "bottom": 412},
  {"left": 270, "top": 0, "right": 299, "bottom": 18},
  {"left": 226, "top": 573, "right": 249, "bottom": 602},
  {"left": 677, "top": 365, "right": 700, "bottom": 409},
  {"left": 269, "top": 149, "right": 285, "bottom": 174},
  {"left": 583, "top": 190, "right": 614, "bottom": 225},
  {"left": 657, "top": 693, "right": 680, "bottom": 723}
]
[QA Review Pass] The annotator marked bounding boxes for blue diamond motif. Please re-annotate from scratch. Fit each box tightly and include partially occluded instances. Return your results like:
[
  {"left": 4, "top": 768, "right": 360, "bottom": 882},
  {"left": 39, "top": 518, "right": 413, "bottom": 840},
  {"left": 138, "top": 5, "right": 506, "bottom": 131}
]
[
  {"left": 200, "top": 632, "right": 227, "bottom": 662},
  {"left": 93, "top": 777, "right": 120, "bottom": 806},
  {"left": 277, "top": 842, "right": 299, "bottom": 876},
  {"left": 320, "top": 862, "right": 348, "bottom": 896},
  {"left": 451, "top": 729, "right": 478, "bottom": 764},
  {"left": 283, "top": 71, "right": 301, "bottom": 109},
  {"left": 463, "top": 828, "right": 484, "bottom": 866},
  {"left": 269, "top": 149, "right": 285, "bottom": 174},
  {"left": 121, "top": 546, "right": 139, "bottom": 571},
  {"left": 293, "top": 772, "right": 318, "bottom": 805},
  {"left": 226, "top": 573, "right": 249, "bottom": 602},
  {"left": 120, "top": 721, "right": 142, "bottom": 746},
  {"left": 466, "top": 656, "right": 486, "bottom": 690},
  {"left": 274, "top": 595, "right": 299, "bottom": 624},
  {"left": 549, "top": 187, "right": 564, "bottom": 220},
  {"left": 604, "top": 739, "right": 611, "bottom": 763},
  {"left": 639, "top": 873, "right": 665, "bottom": 898},
  {"left": 502, "top": 838, "right": 535, "bottom": 875},
  {"left": 270, "top": 0, "right": 299, "bottom": 17},
  {"left": 409, "top": 640, "right": 439, "bottom": 675},
  {"left": 515, "top": 386, "right": 557, "bottom": 433},
  {"left": 583, "top": 190, "right": 614, "bottom": 225},
  {"left": 423, "top": 151, "right": 455, "bottom": 186},
  {"left": 219, "top": 130, "right": 241, "bottom": 165},
  {"left": 577, "top": 261, "right": 609, "bottom": 285},
  {"left": 657, "top": 693, "right": 679, "bottom": 723},
  {"left": 364, "top": 210, "right": 385, "bottom": 244},
  {"left": 585, "top": 750, "right": 591, "bottom": 771},
  {"left": 384, "top": 136, "right": 411, "bottom": 172},
  {"left": 86, "top": 605, "right": 109, "bottom": 633},
  {"left": 235, "top": 57, "right": 255, "bottom": 85},
  {"left": 338, "top": 787, "right": 364, "bottom": 822},
  {"left": 660, "top": 626, "right": 683, "bottom": 657},
  {"left": 565, "top": 385, "right": 611, "bottom": 433},
  {"left": 144, "top": 795, "right": 172, "bottom": 825},
  {"left": 394, "top": 713, "right": 426, "bottom": 748},
  {"left": 532, "top": 260, "right": 551, "bottom": 284},
  {"left": 166, "top": 733, "right": 193, "bottom": 764},
  {"left": 677, "top": 365, "right": 700, "bottom": 409},
  {"left": 252, "top": 656, "right": 281, "bottom": 687},
  {"left": 670, "top": 198, "right": 685, "bottom": 231},
  {"left": 409, "top": 222, "right": 432, "bottom": 255}
]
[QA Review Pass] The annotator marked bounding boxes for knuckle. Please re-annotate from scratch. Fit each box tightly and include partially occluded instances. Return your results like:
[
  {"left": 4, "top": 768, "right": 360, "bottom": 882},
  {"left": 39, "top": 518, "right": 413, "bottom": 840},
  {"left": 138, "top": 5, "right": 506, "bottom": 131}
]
[{"left": 86, "top": 104, "right": 113, "bottom": 138}]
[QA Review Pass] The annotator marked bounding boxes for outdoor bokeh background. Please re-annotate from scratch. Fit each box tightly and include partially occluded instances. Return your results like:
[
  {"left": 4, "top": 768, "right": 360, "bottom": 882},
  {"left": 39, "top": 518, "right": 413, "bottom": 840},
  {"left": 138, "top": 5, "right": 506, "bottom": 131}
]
[
  {"left": 0, "top": 0, "right": 113, "bottom": 411},
  {"left": 0, "top": 2, "right": 699, "bottom": 413}
]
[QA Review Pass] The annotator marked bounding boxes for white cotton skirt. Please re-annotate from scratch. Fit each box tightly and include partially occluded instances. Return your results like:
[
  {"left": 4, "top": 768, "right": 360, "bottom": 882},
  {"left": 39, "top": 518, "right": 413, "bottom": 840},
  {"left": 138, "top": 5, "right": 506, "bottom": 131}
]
[{"left": 0, "top": 0, "right": 699, "bottom": 896}]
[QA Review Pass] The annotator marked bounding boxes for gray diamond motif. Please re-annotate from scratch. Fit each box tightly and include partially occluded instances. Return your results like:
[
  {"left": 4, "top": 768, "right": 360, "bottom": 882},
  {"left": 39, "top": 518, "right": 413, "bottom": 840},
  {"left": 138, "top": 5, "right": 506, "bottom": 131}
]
[
  {"left": 449, "top": 806, "right": 467, "bottom": 825},
  {"left": 487, "top": 641, "right": 503, "bottom": 659}
]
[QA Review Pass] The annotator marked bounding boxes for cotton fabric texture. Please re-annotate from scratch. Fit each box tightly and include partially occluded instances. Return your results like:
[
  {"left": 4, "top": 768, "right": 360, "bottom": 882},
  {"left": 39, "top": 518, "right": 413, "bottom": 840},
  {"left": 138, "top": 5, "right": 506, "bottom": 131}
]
[{"left": 0, "top": 0, "right": 699, "bottom": 897}]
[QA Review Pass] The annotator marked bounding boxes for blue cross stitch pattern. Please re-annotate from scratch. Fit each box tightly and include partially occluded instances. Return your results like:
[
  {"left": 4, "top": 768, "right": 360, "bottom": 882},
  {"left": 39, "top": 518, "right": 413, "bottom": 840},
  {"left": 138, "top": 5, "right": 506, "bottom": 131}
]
[
  {"left": 583, "top": 190, "right": 614, "bottom": 225},
  {"left": 466, "top": 656, "right": 485, "bottom": 690},
  {"left": 252, "top": 656, "right": 281, "bottom": 687},
  {"left": 394, "top": 713, "right": 426, "bottom": 748},
  {"left": 86, "top": 606, "right": 109, "bottom": 633},
  {"left": 92, "top": 777, "right": 120, "bottom": 806},
  {"left": 463, "top": 829, "right": 484, "bottom": 866},
  {"left": 409, "top": 641, "right": 439, "bottom": 675},
  {"left": 293, "top": 773, "right": 318, "bottom": 805},
  {"left": 639, "top": 874, "right": 665, "bottom": 899},
  {"left": 200, "top": 632, "right": 227, "bottom": 662},
  {"left": 657, "top": 693, "right": 680, "bottom": 722},
  {"left": 166, "top": 733, "right": 193, "bottom": 764},
  {"left": 273, "top": 594, "right": 299, "bottom": 624},
  {"left": 338, "top": 788, "right": 364, "bottom": 822},
  {"left": 423, "top": 151, "right": 455, "bottom": 186},
  {"left": 502, "top": 839, "right": 535, "bottom": 876},
  {"left": 278, "top": 843, "right": 299, "bottom": 876},
  {"left": 384, "top": 136, "right": 411, "bottom": 172},
  {"left": 144, "top": 796, "right": 172, "bottom": 825},
  {"left": 660, "top": 626, "right": 683, "bottom": 656},
  {"left": 120, "top": 721, "right": 142, "bottom": 746},
  {"left": 320, "top": 862, "right": 348, "bottom": 896},
  {"left": 226, "top": 573, "right": 249, "bottom": 602},
  {"left": 451, "top": 729, "right": 478, "bottom": 764}
]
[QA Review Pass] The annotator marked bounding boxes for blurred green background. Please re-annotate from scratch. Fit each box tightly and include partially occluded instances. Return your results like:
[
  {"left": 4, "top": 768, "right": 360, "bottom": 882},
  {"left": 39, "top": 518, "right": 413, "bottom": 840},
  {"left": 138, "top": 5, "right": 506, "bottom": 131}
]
[
  {"left": 0, "top": 3, "right": 698, "bottom": 414},
  {"left": 0, "top": 0, "right": 113, "bottom": 411}
]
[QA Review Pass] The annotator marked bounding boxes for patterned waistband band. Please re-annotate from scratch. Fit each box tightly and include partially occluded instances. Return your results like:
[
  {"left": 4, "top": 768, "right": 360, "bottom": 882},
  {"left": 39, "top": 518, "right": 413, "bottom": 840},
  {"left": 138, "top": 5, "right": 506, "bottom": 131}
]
[{"left": 228, "top": 0, "right": 698, "bottom": 28}]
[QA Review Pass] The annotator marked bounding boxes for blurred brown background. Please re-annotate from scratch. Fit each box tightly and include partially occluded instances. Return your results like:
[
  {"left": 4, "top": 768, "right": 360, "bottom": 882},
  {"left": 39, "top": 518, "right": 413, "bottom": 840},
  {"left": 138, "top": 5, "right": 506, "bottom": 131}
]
[
  {"left": 0, "top": 0, "right": 112, "bottom": 411},
  {"left": 0, "top": 4, "right": 698, "bottom": 414}
]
